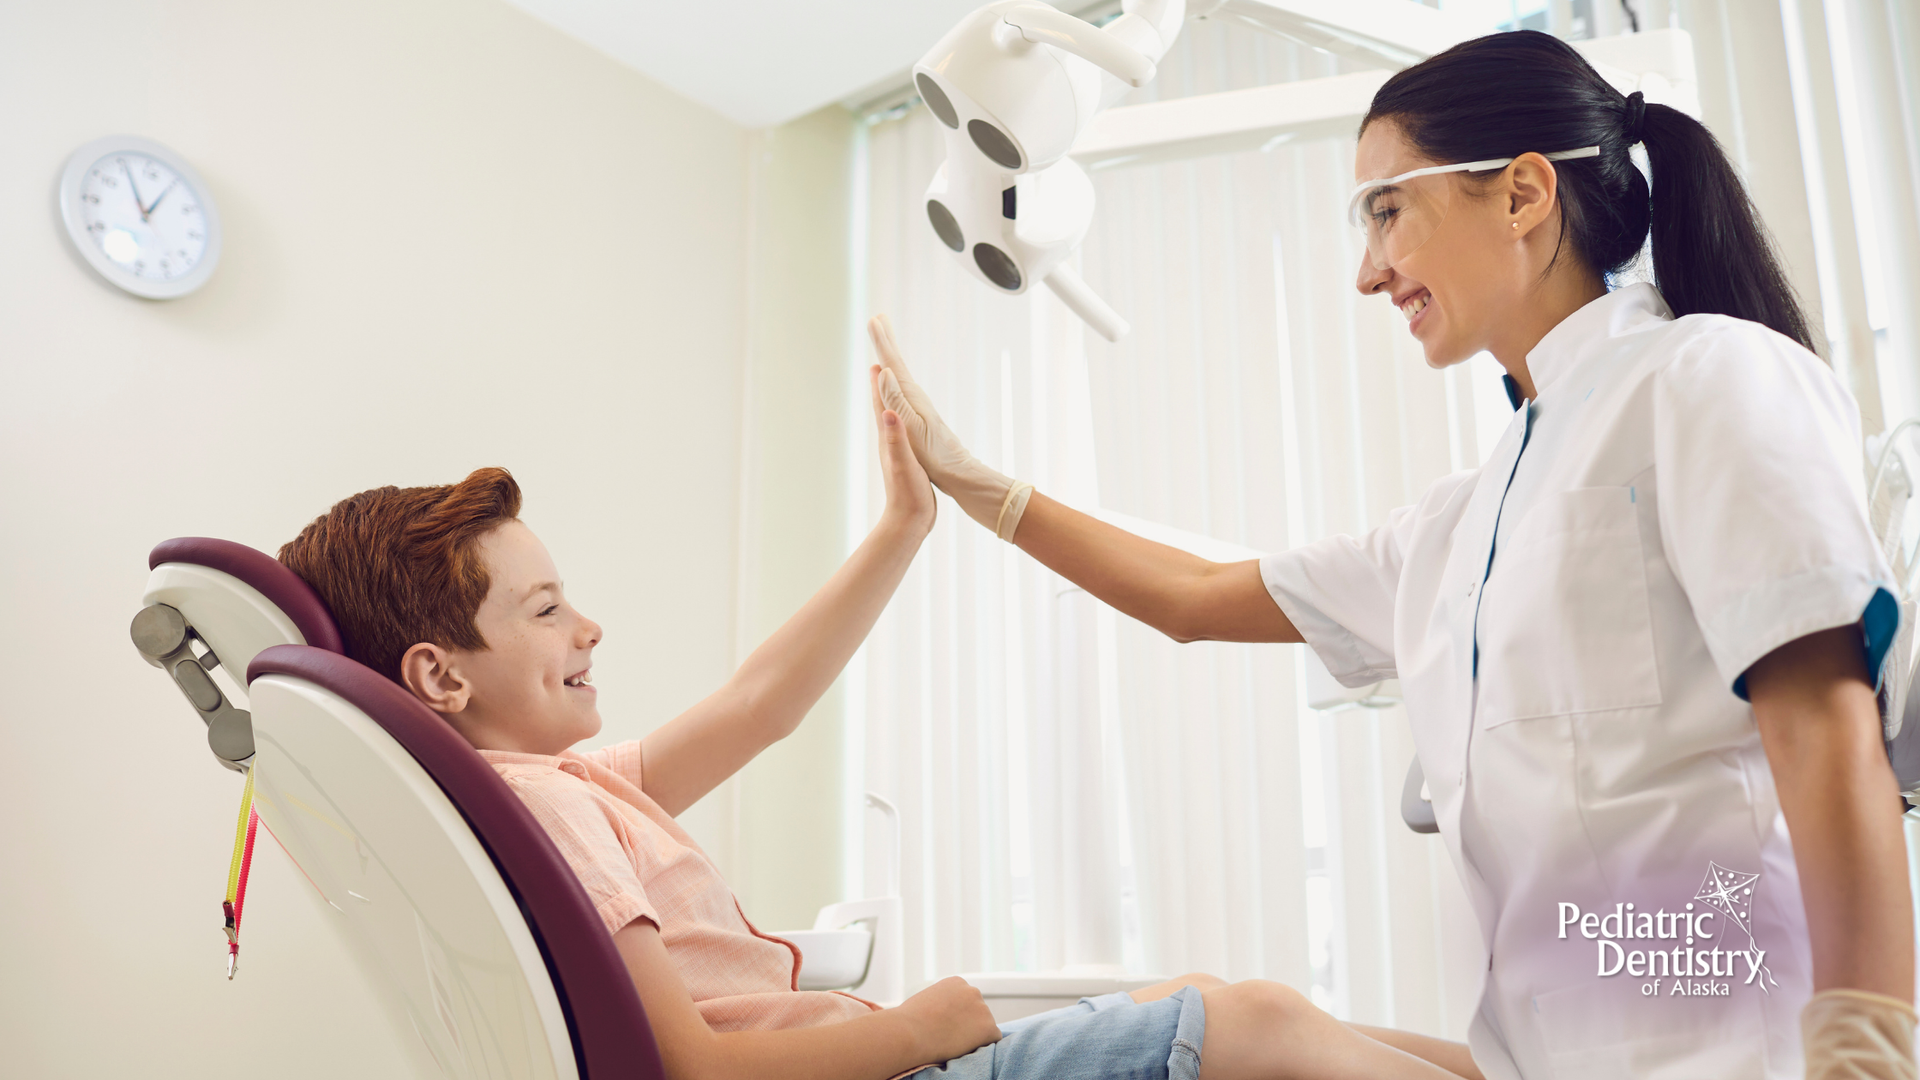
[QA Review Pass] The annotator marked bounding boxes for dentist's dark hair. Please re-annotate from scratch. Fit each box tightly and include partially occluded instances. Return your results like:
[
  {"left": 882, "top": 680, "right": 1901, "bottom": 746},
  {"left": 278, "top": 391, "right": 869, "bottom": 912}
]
[{"left": 1362, "top": 30, "right": 1814, "bottom": 354}]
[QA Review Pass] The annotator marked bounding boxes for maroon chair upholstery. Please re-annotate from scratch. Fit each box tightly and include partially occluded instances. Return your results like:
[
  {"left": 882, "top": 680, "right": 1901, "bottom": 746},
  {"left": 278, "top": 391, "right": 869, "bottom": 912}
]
[
  {"left": 250, "top": 644, "right": 666, "bottom": 1080},
  {"left": 149, "top": 537, "right": 345, "bottom": 654}
]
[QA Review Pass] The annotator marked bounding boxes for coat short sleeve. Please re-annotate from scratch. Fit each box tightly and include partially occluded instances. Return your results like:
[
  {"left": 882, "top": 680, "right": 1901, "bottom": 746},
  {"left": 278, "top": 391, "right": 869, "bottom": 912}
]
[
  {"left": 1653, "top": 317, "right": 1898, "bottom": 699},
  {"left": 1259, "top": 476, "right": 1469, "bottom": 687}
]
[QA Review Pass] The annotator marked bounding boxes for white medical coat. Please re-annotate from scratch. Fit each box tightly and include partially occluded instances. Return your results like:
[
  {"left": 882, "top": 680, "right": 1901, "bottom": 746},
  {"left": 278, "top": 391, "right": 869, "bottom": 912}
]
[{"left": 1260, "top": 284, "right": 1897, "bottom": 1079}]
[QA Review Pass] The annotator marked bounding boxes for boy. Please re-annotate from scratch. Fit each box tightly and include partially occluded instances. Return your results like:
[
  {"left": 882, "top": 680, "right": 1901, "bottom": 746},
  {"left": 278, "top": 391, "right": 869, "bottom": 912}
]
[{"left": 278, "top": 370, "right": 1479, "bottom": 1080}]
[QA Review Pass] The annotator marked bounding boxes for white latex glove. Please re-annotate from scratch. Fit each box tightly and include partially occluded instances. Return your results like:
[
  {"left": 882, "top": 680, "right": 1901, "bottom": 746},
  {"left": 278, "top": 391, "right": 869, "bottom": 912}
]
[
  {"left": 869, "top": 314, "right": 1033, "bottom": 541},
  {"left": 1803, "top": 989, "right": 1919, "bottom": 1079}
]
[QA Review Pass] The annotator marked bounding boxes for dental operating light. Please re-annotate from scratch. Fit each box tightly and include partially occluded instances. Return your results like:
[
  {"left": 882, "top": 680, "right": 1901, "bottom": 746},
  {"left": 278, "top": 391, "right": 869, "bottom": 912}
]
[
  {"left": 914, "top": 0, "right": 1186, "bottom": 342},
  {"left": 909, "top": 0, "right": 1536, "bottom": 342}
]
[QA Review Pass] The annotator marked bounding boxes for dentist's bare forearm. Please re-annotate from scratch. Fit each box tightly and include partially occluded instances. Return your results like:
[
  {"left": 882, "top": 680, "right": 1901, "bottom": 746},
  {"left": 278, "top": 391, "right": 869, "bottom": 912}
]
[
  {"left": 1749, "top": 626, "right": 1915, "bottom": 1001},
  {"left": 1011, "top": 492, "right": 1300, "bottom": 644}
]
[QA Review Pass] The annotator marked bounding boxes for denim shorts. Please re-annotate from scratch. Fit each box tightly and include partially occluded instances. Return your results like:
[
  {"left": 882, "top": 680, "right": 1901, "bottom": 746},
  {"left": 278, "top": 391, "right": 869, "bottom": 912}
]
[{"left": 907, "top": 986, "right": 1206, "bottom": 1080}]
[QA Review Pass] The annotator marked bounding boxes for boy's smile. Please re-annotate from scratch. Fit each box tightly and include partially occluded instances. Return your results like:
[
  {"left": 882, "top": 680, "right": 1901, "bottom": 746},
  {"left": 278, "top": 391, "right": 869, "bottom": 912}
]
[{"left": 401, "top": 519, "right": 605, "bottom": 755}]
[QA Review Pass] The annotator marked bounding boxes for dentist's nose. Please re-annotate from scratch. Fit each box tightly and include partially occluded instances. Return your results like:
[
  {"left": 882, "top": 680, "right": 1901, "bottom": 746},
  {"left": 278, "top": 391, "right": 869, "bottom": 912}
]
[{"left": 1356, "top": 247, "right": 1392, "bottom": 296}]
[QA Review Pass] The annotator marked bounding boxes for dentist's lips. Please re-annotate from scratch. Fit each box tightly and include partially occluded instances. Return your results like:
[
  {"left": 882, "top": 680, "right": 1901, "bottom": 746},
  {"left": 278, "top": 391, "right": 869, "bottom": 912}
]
[{"left": 1399, "top": 289, "right": 1432, "bottom": 333}]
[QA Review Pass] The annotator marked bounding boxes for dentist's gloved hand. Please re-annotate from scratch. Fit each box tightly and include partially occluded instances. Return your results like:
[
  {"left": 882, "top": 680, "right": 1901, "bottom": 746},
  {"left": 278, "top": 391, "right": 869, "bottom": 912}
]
[
  {"left": 1803, "top": 990, "right": 1918, "bottom": 1079},
  {"left": 869, "top": 314, "right": 1033, "bottom": 542}
]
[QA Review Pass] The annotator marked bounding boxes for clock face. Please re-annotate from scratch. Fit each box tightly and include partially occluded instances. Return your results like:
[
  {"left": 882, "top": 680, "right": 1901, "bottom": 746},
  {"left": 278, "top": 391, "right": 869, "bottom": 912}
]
[
  {"left": 59, "top": 136, "right": 221, "bottom": 299},
  {"left": 77, "top": 152, "right": 210, "bottom": 282}
]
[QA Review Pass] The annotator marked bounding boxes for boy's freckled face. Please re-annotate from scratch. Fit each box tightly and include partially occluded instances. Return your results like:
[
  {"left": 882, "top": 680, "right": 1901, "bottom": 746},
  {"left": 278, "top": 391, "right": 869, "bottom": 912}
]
[{"left": 454, "top": 520, "right": 605, "bottom": 754}]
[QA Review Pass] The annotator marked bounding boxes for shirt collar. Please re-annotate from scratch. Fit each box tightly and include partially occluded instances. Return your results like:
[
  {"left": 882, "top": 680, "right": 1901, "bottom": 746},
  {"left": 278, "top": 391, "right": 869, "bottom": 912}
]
[
  {"left": 1524, "top": 282, "right": 1672, "bottom": 399},
  {"left": 476, "top": 747, "right": 592, "bottom": 780}
]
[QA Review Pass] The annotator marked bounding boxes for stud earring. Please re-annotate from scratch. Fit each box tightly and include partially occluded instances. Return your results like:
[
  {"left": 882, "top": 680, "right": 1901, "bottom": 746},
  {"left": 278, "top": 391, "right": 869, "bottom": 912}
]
[{"left": 1511, "top": 222, "right": 1520, "bottom": 229}]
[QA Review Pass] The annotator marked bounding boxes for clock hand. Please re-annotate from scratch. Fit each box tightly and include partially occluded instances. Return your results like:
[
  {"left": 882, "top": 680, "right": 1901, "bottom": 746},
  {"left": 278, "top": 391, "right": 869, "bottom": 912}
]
[
  {"left": 122, "top": 160, "right": 151, "bottom": 220},
  {"left": 145, "top": 179, "right": 180, "bottom": 216}
]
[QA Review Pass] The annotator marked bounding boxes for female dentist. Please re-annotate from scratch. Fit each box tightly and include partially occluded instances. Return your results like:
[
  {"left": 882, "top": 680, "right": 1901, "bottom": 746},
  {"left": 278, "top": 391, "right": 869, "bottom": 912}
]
[{"left": 872, "top": 30, "right": 1916, "bottom": 1080}]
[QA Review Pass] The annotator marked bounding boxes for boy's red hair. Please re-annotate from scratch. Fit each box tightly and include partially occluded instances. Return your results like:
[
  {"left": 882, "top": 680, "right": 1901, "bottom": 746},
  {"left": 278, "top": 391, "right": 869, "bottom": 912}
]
[{"left": 279, "top": 468, "right": 522, "bottom": 683}]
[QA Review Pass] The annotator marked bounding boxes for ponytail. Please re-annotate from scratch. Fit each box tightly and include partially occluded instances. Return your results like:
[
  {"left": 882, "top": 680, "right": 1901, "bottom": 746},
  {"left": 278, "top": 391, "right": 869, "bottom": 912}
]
[
  {"left": 1638, "top": 102, "right": 1813, "bottom": 351},
  {"left": 1363, "top": 31, "right": 1815, "bottom": 354}
]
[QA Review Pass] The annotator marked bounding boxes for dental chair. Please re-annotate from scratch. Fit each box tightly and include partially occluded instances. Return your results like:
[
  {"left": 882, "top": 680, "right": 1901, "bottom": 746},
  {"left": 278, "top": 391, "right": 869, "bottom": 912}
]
[{"left": 133, "top": 538, "right": 667, "bottom": 1080}]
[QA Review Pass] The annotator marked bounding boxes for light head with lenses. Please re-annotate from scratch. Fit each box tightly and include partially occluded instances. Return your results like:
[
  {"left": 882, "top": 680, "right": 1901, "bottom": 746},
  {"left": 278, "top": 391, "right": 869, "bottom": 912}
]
[
  {"left": 913, "top": 0, "right": 1186, "bottom": 342},
  {"left": 1347, "top": 146, "right": 1600, "bottom": 271}
]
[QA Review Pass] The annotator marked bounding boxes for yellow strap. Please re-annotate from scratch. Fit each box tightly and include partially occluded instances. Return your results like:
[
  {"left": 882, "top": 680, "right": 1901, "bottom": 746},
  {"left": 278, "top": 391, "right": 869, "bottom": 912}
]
[{"left": 225, "top": 769, "right": 255, "bottom": 905}]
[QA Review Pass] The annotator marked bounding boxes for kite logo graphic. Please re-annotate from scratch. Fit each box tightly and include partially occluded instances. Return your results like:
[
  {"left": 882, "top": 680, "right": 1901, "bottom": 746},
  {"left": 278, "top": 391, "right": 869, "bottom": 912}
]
[
  {"left": 1692, "top": 862, "right": 1778, "bottom": 993},
  {"left": 1556, "top": 861, "right": 1779, "bottom": 997}
]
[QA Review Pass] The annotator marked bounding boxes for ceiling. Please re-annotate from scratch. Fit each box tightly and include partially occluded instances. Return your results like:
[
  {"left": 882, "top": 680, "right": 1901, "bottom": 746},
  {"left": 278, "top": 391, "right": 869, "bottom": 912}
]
[{"left": 500, "top": 0, "right": 998, "bottom": 128}]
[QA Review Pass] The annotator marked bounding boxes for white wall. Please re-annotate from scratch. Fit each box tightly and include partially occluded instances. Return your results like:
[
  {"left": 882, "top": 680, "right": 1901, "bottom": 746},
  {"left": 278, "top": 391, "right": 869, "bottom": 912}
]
[
  {"left": 724, "top": 107, "right": 862, "bottom": 932},
  {"left": 0, "top": 1, "right": 754, "bottom": 1075}
]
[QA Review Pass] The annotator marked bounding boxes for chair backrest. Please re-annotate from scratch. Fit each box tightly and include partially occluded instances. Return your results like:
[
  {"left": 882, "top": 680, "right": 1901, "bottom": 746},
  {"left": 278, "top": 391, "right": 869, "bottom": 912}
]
[
  {"left": 248, "top": 646, "right": 664, "bottom": 1080},
  {"left": 146, "top": 536, "right": 345, "bottom": 673},
  {"left": 139, "top": 540, "right": 663, "bottom": 1080},
  {"left": 138, "top": 537, "right": 348, "bottom": 769}
]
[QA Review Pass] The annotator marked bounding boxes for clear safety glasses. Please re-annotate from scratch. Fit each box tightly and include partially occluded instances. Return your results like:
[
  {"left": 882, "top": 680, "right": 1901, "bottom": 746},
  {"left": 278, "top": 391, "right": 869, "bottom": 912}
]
[{"left": 1347, "top": 146, "right": 1600, "bottom": 270}]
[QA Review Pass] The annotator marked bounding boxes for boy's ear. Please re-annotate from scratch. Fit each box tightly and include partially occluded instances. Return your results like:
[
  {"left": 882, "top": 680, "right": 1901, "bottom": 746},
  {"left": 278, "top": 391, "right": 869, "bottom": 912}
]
[{"left": 399, "top": 642, "right": 471, "bottom": 716}]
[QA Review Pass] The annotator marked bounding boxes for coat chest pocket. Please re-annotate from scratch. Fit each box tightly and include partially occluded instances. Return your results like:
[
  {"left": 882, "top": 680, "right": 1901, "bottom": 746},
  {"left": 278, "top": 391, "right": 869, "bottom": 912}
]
[{"left": 1475, "top": 486, "right": 1662, "bottom": 726}]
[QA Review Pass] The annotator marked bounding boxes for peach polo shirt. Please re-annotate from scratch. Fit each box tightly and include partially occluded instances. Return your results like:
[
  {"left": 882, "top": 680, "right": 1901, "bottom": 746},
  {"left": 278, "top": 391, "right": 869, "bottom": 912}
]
[{"left": 479, "top": 742, "right": 878, "bottom": 1032}]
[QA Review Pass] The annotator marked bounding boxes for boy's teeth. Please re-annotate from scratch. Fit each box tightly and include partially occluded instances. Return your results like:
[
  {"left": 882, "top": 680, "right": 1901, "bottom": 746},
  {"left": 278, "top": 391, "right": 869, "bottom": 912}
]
[{"left": 1401, "top": 295, "right": 1428, "bottom": 321}]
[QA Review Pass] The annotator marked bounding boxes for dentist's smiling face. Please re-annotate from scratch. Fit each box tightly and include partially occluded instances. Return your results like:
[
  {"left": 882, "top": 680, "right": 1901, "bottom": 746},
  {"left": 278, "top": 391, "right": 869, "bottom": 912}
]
[
  {"left": 437, "top": 520, "right": 604, "bottom": 754},
  {"left": 1352, "top": 119, "right": 1519, "bottom": 370}
]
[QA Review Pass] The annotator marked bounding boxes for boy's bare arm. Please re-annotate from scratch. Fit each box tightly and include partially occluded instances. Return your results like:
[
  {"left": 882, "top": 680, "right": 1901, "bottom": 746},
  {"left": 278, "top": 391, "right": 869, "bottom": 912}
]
[
  {"left": 638, "top": 368, "right": 935, "bottom": 817},
  {"left": 613, "top": 919, "right": 997, "bottom": 1080}
]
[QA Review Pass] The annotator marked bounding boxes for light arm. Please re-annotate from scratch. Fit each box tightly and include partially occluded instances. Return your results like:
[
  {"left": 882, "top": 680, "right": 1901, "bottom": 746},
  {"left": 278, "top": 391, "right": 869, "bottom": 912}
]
[{"left": 999, "top": 3, "right": 1156, "bottom": 86}]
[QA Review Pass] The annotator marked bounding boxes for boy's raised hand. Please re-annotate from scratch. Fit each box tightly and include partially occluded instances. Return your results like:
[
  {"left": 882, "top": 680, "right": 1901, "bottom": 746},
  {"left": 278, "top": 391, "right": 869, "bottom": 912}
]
[
  {"left": 872, "top": 362, "right": 937, "bottom": 534},
  {"left": 870, "top": 314, "right": 1028, "bottom": 540},
  {"left": 635, "top": 359, "right": 941, "bottom": 820}
]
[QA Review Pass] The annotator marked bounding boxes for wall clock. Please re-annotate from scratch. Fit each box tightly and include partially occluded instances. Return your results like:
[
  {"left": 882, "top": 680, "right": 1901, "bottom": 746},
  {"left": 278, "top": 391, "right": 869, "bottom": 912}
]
[{"left": 59, "top": 135, "right": 221, "bottom": 299}]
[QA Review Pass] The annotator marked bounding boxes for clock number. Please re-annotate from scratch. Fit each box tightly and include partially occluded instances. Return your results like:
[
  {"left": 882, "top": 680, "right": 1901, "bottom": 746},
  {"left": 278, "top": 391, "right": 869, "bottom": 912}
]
[{"left": 186, "top": 230, "right": 203, "bottom": 240}]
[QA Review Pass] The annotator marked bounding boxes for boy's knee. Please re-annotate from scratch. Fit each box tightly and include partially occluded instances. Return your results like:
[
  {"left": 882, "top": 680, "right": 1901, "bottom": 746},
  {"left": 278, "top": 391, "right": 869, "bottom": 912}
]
[
  {"left": 1214, "top": 979, "right": 1317, "bottom": 1027},
  {"left": 1172, "top": 971, "right": 1228, "bottom": 992}
]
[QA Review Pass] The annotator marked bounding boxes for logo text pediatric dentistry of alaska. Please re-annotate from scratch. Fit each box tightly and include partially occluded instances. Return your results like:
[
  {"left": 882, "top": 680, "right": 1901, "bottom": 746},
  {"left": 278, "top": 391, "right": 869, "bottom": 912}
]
[{"left": 1556, "top": 863, "right": 1780, "bottom": 998}]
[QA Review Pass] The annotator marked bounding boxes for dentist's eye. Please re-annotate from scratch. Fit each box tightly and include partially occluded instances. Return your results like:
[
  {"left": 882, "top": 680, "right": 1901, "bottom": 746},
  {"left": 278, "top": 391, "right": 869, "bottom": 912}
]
[{"left": 538, "top": 605, "right": 558, "bottom": 617}]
